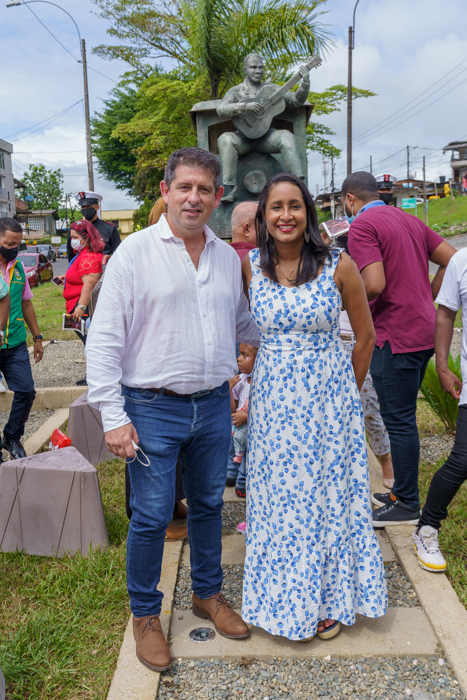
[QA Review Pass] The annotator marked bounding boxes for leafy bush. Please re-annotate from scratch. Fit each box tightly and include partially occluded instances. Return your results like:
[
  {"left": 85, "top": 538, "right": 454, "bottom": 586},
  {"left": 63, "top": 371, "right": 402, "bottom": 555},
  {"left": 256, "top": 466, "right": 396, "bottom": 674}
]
[{"left": 420, "top": 354, "right": 462, "bottom": 433}]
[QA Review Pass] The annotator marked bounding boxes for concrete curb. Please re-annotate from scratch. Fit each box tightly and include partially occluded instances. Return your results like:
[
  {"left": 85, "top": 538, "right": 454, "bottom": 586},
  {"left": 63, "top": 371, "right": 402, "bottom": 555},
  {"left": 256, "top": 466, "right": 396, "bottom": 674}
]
[
  {"left": 23, "top": 408, "right": 69, "bottom": 456},
  {"left": 106, "top": 540, "right": 184, "bottom": 700},
  {"left": 0, "top": 387, "right": 86, "bottom": 412},
  {"left": 386, "top": 525, "right": 467, "bottom": 697}
]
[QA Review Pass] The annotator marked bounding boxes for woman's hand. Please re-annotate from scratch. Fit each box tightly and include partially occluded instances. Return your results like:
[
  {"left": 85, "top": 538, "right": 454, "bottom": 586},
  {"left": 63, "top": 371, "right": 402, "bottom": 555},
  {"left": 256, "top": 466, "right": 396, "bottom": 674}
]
[
  {"left": 73, "top": 306, "right": 85, "bottom": 322},
  {"left": 232, "top": 410, "right": 248, "bottom": 427},
  {"left": 58, "top": 275, "right": 65, "bottom": 282},
  {"left": 229, "top": 374, "right": 241, "bottom": 390}
]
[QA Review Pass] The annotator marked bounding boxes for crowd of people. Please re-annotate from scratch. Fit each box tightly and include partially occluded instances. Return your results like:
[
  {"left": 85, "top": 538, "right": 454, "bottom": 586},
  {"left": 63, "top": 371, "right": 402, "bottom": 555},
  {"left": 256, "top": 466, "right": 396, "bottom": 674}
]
[{"left": 0, "top": 143, "right": 466, "bottom": 673}]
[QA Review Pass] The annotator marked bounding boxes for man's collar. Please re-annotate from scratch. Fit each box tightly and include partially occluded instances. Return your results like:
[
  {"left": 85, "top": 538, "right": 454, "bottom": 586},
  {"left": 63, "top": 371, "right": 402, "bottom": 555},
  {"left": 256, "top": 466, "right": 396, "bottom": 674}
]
[{"left": 158, "top": 212, "right": 216, "bottom": 244}]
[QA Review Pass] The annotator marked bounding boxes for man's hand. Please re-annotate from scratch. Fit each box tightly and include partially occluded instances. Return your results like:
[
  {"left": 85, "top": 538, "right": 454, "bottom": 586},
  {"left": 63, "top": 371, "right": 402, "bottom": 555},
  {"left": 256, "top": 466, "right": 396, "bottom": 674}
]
[
  {"left": 33, "top": 340, "right": 43, "bottom": 363},
  {"left": 232, "top": 410, "right": 248, "bottom": 427},
  {"left": 73, "top": 306, "right": 85, "bottom": 322},
  {"left": 244, "top": 102, "right": 262, "bottom": 113},
  {"left": 229, "top": 374, "right": 241, "bottom": 390},
  {"left": 299, "top": 65, "right": 310, "bottom": 82},
  {"left": 437, "top": 367, "right": 463, "bottom": 400},
  {"left": 105, "top": 422, "right": 139, "bottom": 459}
]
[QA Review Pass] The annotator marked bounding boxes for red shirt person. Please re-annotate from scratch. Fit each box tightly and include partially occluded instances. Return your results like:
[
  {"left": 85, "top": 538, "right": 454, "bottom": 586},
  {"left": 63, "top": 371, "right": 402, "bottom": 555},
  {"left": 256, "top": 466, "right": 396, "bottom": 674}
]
[
  {"left": 342, "top": 171, "right": 456, "bottom": 526},
  {"left": 229, "top": 201, "right": 258, "bottom": 261}
]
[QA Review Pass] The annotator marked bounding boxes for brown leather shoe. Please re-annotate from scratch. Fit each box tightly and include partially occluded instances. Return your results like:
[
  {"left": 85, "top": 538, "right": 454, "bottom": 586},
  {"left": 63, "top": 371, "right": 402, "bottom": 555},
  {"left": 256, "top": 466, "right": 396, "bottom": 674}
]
[
  {"left": 192, "top": 592, "right": 250, "bottom": 639},
  {"left": 165, "top": 521, "right": 188, "bottom": 541},
  {"left": 173, "top": 500, "right": 188, "bottom": 519},
  {"left": 133, "top": 615, "right": 173, "bottom": 671}
]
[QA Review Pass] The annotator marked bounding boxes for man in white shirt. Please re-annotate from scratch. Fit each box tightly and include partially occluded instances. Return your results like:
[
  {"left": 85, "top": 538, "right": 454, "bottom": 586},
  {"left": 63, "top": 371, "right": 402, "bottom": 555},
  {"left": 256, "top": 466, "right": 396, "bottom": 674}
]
[
  {"left": 86, "top": 147, "right": 259, "bottom": 672},
  {"left": 413, "top": 248, "right": 467, "bottom": 573}
]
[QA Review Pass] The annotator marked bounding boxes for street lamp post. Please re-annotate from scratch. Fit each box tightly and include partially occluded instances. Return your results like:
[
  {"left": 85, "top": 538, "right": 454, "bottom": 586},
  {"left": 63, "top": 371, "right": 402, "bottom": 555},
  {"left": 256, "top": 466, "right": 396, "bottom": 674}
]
[
  {"left": 347, "top": 0, "right": 360, "bottom": 176},
  {"left": 6, "top": 0, "right": 94, "bottom": 190}
]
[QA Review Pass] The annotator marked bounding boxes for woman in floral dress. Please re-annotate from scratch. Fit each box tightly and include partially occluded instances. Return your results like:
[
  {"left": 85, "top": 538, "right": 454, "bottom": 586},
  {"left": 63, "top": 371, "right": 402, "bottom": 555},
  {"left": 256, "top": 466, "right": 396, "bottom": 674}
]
[{"left": 241, "top": 174, "right": 387, "bottom": 641}]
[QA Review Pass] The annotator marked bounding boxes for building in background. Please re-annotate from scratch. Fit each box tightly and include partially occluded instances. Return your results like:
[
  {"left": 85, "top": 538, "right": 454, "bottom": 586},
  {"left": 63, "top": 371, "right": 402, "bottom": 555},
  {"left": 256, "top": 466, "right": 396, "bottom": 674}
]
[
  {"left": 100, "top": 209, "right": 136, "bottom": 235},
  {"left": 443, "top": 140, "right": 467, "bottom": 191},
  {"left": 15, "top": 209, "right": 59, "bottom": 239},
  {"left": 0, "top": 140, "right": 16, "bottom": 219}
]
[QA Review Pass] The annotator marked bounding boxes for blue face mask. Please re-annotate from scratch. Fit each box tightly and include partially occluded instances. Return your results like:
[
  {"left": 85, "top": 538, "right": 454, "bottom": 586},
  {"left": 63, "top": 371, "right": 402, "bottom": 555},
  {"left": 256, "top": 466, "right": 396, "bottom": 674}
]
[{"left": 345, "top": 196, "right": 355, "bottom": 225}]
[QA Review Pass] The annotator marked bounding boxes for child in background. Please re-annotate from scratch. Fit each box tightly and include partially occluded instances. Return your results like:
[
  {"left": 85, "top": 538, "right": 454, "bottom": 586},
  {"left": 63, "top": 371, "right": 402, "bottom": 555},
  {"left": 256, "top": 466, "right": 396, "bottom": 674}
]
[{"left": 230, "top": 344, "right": 257, "bottom": 533}]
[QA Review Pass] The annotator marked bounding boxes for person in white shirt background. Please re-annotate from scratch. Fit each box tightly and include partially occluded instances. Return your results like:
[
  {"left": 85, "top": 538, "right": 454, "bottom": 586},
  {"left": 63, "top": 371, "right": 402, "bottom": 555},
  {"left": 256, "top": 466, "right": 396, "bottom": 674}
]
[
  {"left": 412, "top": 248, "right": 467, "bottom": 573},
  {"left": 86, "top": 147, "right": 259, "bottom": 673}
]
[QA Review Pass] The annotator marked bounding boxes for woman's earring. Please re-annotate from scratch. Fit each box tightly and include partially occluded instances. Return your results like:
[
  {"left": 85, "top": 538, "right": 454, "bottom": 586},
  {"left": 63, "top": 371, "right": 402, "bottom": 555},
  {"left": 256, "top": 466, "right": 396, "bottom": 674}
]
[{"left": 304, "top": 229, "right": 310, "bottom": 243}]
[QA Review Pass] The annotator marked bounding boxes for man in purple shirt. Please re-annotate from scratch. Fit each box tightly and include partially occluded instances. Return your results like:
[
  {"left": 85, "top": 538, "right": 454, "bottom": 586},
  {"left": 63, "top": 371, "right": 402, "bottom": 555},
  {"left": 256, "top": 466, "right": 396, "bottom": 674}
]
[{"left": 342, "top": 172, "right": 456, "bottom": 526}]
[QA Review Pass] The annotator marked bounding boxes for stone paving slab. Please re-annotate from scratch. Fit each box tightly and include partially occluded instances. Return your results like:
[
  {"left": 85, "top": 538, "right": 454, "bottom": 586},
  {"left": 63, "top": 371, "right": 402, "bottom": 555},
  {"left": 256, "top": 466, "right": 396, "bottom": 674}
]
[
  {"left": 170, "top": 607, "right": 439, "bottom": 660},
  {"left": 106, "top": 541, "right": 183, "bottom": 700},
  {"left": 224, "top": 486, "right": 244, "bottom": 503},
  {"left": 387, "top": 525, "right": 467, "bottom": 698}
]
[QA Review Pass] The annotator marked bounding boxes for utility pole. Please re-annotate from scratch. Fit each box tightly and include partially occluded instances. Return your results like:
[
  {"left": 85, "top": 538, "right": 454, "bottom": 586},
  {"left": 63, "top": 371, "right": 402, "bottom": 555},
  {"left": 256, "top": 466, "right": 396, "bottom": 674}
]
[
  {"left": 370, "top": 155, "right": 372, "bottom": 174},
  {"left": 81, "top": 39, "right": 94, "bottom": 191},
  {"left": 330, "top": 156, "right": 335, "bottom": 218},
  {"left": 422, "top": 156, "right": 427, "bottom": 225},
  {"left": 347, "top": 1, "right": 360, "bottom": 176},
  {"left": 407, "top": 145, "right": 410, "bottom": 184}
]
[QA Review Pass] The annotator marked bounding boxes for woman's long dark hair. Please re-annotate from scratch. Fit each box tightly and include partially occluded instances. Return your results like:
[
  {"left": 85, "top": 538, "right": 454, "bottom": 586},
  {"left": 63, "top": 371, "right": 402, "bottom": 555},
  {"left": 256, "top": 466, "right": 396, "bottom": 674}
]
[{"left": 256, "top": 174, "right": 331, "bottom": 286}]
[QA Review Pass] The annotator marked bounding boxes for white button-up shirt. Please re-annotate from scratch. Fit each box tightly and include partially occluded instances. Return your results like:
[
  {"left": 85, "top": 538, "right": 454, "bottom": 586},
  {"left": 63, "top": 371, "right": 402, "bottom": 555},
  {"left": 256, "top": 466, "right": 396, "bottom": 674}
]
[{"left": 85, "top": 215, "right": 259, "bottom": 432}]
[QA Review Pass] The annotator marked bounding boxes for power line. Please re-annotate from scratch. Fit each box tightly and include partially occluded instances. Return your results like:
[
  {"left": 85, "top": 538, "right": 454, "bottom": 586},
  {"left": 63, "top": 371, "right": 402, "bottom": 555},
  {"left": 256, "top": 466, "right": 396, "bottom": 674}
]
[
  {"left": 88, "top": 66, "right": 117, "bottom": 84},
  {"left": 8, "top": 100, "right": 83, "bottom": 144},
  {"left": 1, "top": 100, "right": 83, "bottom": 141}
]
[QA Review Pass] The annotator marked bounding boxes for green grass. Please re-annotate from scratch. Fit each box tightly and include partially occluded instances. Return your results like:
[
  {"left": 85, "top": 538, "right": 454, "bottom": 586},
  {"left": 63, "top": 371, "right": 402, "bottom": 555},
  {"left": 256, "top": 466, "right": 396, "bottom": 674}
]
[
  {"left": 419, "top": 456, "right": 467, "bottom": 609},
  {"left": 403, "top": 194, "right": 467, "bottom": 231},
  {"left": 0, "top": 459, "right": 130, "bottom": 700},
  {"left": 26, "top": 282, "right": 73, "bottom": 346}
]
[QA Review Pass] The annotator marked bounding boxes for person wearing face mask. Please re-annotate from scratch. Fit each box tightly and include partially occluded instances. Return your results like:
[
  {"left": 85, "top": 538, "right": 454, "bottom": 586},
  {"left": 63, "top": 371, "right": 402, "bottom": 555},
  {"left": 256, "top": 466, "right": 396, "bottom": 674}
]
[
  {"left": 342, "top": 171, "right": 457, "bottom": 527},
  {"left": 60, "top": 220, "right": 104, "bottom": 385},
  {"left": 67, "top": 191, "right": 121, "bottom": 263},
  {"left": 0, "top": 218, "right": 43, "bottom": 461}
]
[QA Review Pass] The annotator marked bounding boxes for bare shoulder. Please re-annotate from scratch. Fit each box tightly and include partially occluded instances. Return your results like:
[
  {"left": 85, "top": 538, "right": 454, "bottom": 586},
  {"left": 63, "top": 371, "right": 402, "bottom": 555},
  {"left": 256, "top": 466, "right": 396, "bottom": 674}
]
[
  {"left": 333, "top": 250, "right": 359, "bottom": 290},
  {"left": 242, "top": 252, "right": 253, "bottom": 279}
]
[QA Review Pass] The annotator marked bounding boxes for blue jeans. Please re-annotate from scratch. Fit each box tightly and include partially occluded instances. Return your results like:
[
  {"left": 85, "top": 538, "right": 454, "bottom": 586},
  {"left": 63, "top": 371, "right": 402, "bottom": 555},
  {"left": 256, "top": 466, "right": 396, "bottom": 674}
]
[
  {"left": 226, "top": 436, "right": 239, "bottom": 481},
  {"left": 0, "top": 341, "right": 36, "bottom": 441},
  {"left": 370, "top": 342, "right": 433, "bottom": 509},
  {"left": 122, "top": 382, "right": 231, "bottom": 618},
  {"left": 236, "top": 453, "right": 246, "bottom": 491}
]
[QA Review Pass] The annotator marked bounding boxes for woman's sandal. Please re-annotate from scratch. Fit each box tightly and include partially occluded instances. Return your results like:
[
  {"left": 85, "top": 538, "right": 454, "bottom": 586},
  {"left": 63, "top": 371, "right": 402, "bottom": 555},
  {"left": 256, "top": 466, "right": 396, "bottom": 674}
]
[{"left": 317, "top": 620, "right": 341, "bottom": 640}]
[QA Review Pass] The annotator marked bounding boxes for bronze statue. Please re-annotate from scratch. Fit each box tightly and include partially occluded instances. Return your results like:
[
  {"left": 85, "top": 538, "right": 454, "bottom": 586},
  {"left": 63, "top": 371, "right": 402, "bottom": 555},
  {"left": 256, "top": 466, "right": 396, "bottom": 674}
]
[{"left": 216, "top": 53, "right": 321, "bottom": 202}]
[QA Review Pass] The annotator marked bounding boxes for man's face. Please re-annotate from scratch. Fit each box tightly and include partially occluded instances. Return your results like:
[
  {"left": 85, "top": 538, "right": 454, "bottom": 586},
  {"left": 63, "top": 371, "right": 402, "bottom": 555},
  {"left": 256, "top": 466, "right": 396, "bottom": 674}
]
[
  {"left": 160, "top": 164, "right": 223, "bottom": 233},
  {"left": 244, "top": 57, "right": 264, "bottom": 85},
  {"left": 80, "top": 203, "right": 98, "bottom": 218},
  {"left": 0, "top": 231, "right": 23, "bottom": 250}
]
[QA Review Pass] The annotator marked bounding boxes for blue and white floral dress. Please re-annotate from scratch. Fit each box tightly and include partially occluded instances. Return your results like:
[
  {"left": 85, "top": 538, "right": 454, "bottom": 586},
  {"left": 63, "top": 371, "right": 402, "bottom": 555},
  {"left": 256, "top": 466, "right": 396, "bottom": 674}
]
[{"left": 242, "top": 247, "right": 387, "bottom": 640}]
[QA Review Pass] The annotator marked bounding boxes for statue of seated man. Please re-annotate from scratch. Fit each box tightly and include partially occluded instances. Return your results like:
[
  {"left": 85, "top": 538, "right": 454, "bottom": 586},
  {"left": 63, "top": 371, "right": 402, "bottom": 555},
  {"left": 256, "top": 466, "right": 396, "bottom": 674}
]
[{"left": 216, "top": 53, "right": 310, "bottom": 202}]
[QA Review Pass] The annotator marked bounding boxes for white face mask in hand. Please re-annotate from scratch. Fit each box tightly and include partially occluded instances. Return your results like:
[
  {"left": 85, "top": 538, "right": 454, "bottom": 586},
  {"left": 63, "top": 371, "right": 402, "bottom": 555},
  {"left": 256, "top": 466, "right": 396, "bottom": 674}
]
[{"left": 127, "top": 440, "right": 150, "bottom": 467}]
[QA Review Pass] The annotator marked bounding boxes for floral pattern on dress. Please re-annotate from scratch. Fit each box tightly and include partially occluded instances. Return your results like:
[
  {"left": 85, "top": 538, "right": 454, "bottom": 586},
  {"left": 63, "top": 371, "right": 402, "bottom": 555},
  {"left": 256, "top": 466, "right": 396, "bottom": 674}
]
[{"left": 242, "top": 247, "right": 388, "bottom": 640}]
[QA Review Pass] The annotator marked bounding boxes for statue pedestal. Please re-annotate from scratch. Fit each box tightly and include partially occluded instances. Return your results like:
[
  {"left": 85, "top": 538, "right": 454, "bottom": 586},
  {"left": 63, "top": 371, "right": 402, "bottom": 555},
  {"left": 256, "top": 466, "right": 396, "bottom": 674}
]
[{"left": 189, "top": 99, "right": 313, "bottom": 239}]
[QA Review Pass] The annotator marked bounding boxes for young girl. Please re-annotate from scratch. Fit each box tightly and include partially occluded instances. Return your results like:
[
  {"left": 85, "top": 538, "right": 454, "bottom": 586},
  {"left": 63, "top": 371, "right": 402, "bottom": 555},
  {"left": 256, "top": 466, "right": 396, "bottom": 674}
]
[{"left": 230, "top": 344, "right": 257, "bottom": 533}]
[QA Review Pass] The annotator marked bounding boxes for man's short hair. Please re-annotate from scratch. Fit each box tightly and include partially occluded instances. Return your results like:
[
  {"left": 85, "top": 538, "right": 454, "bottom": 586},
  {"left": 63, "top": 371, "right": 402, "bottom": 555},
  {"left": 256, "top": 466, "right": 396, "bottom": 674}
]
[
  {"left": 0, "top": 218, "right": 22, "bottom": 238},
  {"left": 164, "top": 147, "right": 222, "bottom": 191},
  {"left": 341, "top": 172, "right": 379, "bottom": 201},
  {"left": 244, "top": 53, "right": 263, "bottom": 67}
]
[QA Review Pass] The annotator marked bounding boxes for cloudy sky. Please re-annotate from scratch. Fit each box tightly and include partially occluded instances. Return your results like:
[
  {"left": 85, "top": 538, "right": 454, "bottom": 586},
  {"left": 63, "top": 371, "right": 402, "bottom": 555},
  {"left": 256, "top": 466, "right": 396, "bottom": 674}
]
[{"left": 1, "top": 0, "right": 466, "bottom": 208}]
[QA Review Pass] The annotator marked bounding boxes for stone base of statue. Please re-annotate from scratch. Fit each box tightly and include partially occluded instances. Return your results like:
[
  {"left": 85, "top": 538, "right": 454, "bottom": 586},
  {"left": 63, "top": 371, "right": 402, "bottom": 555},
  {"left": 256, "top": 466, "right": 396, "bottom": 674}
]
[{"left": 189, "top": 101, "right": 313, "bottom": 239}]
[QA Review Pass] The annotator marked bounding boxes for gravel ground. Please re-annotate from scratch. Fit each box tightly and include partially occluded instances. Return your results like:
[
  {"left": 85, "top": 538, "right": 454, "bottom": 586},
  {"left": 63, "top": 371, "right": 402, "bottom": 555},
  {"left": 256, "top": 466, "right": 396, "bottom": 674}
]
[
  {"left": 0, "top": 409, "right": 55, "bottom": 456},
  {"left": 158, "top": 656, "right": 462, "bottom": 699},
  {"left": 30, "top": 340, "right": 86, "bottom": 388},
  {"left": 174, "top": 561, "right": 419, "bottom": 611},
  {"left": 223, "top": 503, "right": 247, "bottom": 535},
  {"left": 419, "top": 435, "right": 455, "bottom": 465}
]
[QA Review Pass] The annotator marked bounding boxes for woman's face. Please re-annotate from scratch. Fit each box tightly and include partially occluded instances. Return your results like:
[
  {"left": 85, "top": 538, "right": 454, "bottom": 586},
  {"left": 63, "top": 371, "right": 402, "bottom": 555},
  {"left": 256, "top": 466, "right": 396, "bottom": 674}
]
[
  {"left": 70, "top": 231, "right": 86, "bottom": 247},
  {"left": 264, "top": 182, "right": 307, "bottom": 245}
]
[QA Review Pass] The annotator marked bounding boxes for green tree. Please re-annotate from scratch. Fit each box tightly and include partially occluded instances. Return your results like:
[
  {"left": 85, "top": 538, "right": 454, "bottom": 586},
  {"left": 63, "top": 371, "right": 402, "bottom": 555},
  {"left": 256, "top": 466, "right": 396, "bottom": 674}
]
[
  {"left": 92, "top": 0, "right": 331, "bottom": 98},
  {"left": 19, "top": 164, "right": 64, "bottom": 210},
  {"left": 91, "top": 86, "right": 142, "bottom": 195}
]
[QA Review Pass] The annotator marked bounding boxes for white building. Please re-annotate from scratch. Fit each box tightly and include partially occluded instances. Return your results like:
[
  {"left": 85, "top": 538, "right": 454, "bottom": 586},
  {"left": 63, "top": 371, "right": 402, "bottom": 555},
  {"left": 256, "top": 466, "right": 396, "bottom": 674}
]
[{"left": 0, "top": 139, "right": 16, "bottom": 219}]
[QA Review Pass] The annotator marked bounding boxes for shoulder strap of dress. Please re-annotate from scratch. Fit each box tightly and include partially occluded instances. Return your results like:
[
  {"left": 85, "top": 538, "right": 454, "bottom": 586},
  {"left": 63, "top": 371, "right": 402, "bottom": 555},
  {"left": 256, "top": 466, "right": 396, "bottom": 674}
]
[
  {"left": 249, "top": 248, "right": 260, "bottom": 274},
  {"left": 324, "top": 247, "right": 342, "bottom": 280}
]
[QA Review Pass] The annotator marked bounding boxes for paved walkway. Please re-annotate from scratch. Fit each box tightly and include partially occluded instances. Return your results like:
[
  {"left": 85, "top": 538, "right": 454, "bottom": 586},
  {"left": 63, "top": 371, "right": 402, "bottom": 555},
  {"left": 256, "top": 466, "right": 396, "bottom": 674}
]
[{"left": 107, "top": 450, "right": 467, "bottom": 700}]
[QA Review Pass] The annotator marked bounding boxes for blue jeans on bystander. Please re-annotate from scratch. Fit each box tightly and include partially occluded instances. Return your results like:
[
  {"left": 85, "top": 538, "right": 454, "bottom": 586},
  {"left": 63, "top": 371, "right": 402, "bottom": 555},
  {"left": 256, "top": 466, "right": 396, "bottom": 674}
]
[
  {"left": 122, "top": 382, "right": 231, "bottom": 619},
  {"left": 370, "top": 341, "right": 433, "bottom": 510}
]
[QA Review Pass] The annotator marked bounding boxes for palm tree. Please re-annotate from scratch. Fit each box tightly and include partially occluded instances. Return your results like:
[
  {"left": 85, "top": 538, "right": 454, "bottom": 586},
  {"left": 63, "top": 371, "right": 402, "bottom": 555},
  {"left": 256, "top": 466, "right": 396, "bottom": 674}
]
[{"left": 93, "top": 0, "right": 331, "bottom": 98}]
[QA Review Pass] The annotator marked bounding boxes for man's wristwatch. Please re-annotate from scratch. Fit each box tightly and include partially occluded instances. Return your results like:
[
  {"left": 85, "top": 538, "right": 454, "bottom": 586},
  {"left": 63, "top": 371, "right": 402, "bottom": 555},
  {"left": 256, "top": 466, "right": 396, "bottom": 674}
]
[
  {"left": 78, "top": 304, "right": 87, "bottom": 311},
  {"left": 34, "top": 334, "right": 44, "bottom": 341}
]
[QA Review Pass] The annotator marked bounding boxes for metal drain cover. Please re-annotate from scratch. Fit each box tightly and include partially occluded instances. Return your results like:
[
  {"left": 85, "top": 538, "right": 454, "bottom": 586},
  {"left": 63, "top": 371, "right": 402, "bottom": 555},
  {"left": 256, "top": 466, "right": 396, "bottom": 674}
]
[{"left": 189, "top": 627, "right": 216, "bottom": 643}]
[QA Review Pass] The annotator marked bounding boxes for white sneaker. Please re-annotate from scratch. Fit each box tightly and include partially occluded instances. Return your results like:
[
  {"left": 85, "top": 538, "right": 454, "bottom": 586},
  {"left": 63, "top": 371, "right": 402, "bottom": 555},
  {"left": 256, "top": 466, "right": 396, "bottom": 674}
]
[
  {"left": 412, "top": 525, "right": 446, "bottom": 573},
  {"left": 0, "top": 381, "right": 7, "bottom": 393}
]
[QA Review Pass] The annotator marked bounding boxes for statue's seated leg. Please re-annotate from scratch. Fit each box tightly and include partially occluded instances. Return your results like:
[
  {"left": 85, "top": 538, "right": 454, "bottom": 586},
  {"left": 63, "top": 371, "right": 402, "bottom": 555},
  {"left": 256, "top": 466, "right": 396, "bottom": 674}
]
[
  {"left": 256, "top": 129, "right": 305, "bottom": 180},
  {"left": 218, "top": 131, "right": 253, "bottom": 202}
]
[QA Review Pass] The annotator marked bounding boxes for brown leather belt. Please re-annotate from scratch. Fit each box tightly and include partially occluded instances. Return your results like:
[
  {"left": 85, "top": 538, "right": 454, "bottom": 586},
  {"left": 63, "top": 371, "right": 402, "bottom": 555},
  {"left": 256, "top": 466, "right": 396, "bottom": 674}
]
[{"left": 340, "top": 334, "right": 354, "bottom": 342}]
